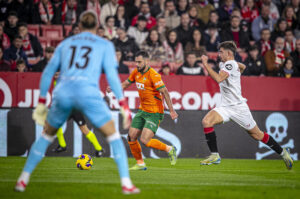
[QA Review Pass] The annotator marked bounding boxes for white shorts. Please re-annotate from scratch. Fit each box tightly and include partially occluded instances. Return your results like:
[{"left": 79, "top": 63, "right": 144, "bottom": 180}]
[{"left": 213, "top": 103, "right": 256, "bottom": 130}]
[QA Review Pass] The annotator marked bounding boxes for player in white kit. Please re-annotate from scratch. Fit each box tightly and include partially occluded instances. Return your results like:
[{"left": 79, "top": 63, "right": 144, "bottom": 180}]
[{"left": 200, "top": 41, "right": 293, "bottom": 170}]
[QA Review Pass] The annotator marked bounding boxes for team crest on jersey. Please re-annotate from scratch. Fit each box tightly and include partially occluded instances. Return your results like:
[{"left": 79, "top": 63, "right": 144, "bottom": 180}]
[
  {"left": 136, "top": 82, "right": 145, "bottom": 90},
  {"left": 225, "top": 64, "right": 233, "bottom": 70}
]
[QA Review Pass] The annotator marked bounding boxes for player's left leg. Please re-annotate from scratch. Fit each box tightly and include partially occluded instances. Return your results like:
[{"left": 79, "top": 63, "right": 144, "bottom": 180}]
[
  {"left": 15, "top": 122, "right": 59, "bottom": 192},
  {"left": 247, "top": 125, "right": 293, "bottom": 170}
]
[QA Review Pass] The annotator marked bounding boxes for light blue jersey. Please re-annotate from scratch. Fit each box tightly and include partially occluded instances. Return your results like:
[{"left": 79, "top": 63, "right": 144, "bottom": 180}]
[{"left": 39, "top": 32, "right": 123, "bottom": 128}]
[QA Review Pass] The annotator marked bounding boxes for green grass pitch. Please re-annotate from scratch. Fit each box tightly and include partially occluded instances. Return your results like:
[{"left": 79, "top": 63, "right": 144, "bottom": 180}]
[{"left": 0, "top": 157, "right": 299, "bottom": 199}]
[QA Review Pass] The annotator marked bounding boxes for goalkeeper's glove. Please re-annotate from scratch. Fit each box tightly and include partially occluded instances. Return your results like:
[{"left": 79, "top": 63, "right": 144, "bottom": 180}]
[
  {"left": 119, "top": 98, "right": 132, "bottom": 129},
  {"left": 32, "top": 97, "right": 48, "bottom": 126}
]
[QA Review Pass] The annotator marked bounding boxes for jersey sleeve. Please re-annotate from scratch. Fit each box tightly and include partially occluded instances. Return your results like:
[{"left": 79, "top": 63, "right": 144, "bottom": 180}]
[
  {"left": 127, "top": 69, "right": 137, "bottom": 83},
  {"left": 151, "top": 72, "right": 165, "bottom": 90},
  {"left": 102, "top": 41, "right": 124, "bottom": 100},
  {"left": 39, "top": 44, "right": 62, "bottom": 98},
  {"left": 221, "top": 60, "right": 236, "bottom": 76}
]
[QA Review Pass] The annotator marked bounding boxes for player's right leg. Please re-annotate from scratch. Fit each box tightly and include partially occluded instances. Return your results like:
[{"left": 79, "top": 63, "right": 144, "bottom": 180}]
[
  {"left": 15, "top": 93, "right": 72, "bottom": 192},
  {"left": 247, "top": 125, "right": 293, "bottom": 170},
  {"left": 53, "top": 127, "right": 67, "bottom": 152},
  {"left": 80, "top": 96, "right": 139, "bottom": 194},
  {"left": 200, "top": 109, "right": 225, "bottom": 165}
]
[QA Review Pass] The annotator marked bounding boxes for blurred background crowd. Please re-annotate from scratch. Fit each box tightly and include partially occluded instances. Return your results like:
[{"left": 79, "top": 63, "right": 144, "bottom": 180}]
[{"left": 0, "top": 0, "right": 299, "bottom": 78}]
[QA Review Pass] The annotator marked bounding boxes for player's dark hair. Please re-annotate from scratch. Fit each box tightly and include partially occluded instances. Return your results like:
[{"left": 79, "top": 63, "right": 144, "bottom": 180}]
[
  {"left": 16, "top": 59, "right": 25, "bottom": 65},
  {"left": 135, "top": 51, "right": 149, "bottom": 58},
  {"left": 218, "top": 41, "right": 237, "bottom": 54},
  {"left": 79, "top": 11, "right": 97, "bottom": 29}
]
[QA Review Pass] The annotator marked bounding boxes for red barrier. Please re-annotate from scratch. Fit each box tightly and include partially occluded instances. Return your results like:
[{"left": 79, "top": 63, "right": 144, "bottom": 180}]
[{"left": 1, "top": 72, "right": 300, "bottom": 111}]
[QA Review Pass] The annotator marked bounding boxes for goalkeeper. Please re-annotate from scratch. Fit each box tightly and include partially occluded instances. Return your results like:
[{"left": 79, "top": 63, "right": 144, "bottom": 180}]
[{"left": 15, "top": 11, "right": 139, "bottom": 194}]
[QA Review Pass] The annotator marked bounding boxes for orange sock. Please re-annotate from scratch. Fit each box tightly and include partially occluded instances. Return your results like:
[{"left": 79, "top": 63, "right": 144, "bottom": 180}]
[
  {"left": 128, "top": 140, "right": 144, "bottom": 164},
  {"left": 146, "top": 139, "right": 169, "bottom": 152}
]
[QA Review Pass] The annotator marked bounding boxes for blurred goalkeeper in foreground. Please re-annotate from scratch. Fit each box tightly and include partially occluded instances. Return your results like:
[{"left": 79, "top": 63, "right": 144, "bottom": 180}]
[{"left": 15, "top": 11, "right": 140, "bottom": 194}]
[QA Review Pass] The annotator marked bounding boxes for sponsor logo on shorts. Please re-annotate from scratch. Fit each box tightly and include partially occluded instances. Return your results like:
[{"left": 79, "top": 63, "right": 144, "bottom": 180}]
[{"left": 146, "top": 121, "right": 157, "bottom": 128}]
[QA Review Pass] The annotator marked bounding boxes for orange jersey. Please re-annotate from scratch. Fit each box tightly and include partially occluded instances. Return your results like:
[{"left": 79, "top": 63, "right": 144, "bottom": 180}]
[{"left": 128, "top": 67, "right": 165, "bottom": 114}]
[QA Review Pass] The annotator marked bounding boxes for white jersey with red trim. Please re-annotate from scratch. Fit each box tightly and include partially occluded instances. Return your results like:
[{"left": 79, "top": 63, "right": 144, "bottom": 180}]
[{"left": 218, "top": 60, "right": 247, "bottom": 107}]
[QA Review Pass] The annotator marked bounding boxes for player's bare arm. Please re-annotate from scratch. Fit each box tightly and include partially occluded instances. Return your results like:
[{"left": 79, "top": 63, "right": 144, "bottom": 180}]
[
  {"left": 201, "top": 55, "right": 229, "bottom": 83},
  {"left": 237, "top": 62, "right": 246, "bottom": 74},
  {"left": 159, "top": 87, "right": 178, "bottom": 120}
]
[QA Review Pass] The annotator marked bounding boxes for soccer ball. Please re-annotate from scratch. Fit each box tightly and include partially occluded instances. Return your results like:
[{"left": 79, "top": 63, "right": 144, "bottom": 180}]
[{"left": 76, "top": 154, "right": 93, "bottom": 170}]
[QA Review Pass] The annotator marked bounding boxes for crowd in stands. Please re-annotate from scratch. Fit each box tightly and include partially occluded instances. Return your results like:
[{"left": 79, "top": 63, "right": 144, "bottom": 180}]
[{"left": 0, "top": 0, "right": 299, "bottom": 78}]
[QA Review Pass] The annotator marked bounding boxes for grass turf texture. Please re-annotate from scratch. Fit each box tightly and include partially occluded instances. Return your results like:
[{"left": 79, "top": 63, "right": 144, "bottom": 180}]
[{"left": 0, "top": 157, "right": 299, "bottom": 199}]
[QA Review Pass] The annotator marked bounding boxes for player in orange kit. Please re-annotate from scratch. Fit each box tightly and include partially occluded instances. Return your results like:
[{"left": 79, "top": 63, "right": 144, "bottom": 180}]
[{"left": 107, "top": 51, "right": 178, "bottom": 170}]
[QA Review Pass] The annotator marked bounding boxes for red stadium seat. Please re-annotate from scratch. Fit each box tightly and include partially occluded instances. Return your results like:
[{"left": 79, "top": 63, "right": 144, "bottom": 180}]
[
  {"left": 50, "top": 38, "right": 64, "bottom": 47},
  {"left": 38, "top": 37, "right": 50, "bottom": 49},
  {"left": 27, "top": 25, "right": 40, "bottom": 37},
  {"left": 41, "top": 25, "right": 63, "bottom": 38},
  {"left": 64, "top": 25, "right": 72, "bottom": 37}
]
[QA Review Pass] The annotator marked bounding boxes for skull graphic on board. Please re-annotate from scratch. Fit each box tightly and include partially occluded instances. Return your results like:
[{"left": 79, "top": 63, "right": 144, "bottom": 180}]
[{"left": 265, "top": 113, "right": 288, "bottom": 143}]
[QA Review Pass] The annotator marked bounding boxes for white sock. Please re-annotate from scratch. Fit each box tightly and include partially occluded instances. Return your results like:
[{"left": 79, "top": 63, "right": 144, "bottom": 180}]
[
  {"left": 211, "top": 152, "right": 219, "bottom": 155},
  {"left": 18, "top": 171, "right": 30, "bottom": 184},
  {"left": 106, "top": 132, "right": 121, "bottom": 143},
  {"left": 121, "top": 177, "right": 133, "bottom": 188}
]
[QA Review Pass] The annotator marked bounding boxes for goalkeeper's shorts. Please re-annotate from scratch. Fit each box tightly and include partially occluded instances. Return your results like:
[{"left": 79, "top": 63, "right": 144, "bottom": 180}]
[{"left": 47, "top": 88, "right": 111, "bottom": 129}]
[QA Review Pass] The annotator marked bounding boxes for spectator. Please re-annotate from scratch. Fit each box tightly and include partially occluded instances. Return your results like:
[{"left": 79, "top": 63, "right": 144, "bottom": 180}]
[
  {"left": 290, "top": 38, "right": 300, "bottom": 72},
  {"left": 84, "top": 0, "right": 101, "bottom": 25},
  {"left": 203, "top": 23, "right": 220, "bottom": 52},
  {"left": 100, "top": 0, "right": 119, "bottom": 26},
  {"left": 217, "top": 0, "right": 236, "bottom": 23},
  {"left": 278, "top": 57, "right": 299, "bottom": 78},
  {"left": 243, "top": 44, "right": 266, "bottom": 76},
  {"left": 264, "top": 37, "right": 289, "bottom": 76},
  {"left": 282, "top": 5, "right": 299, "bottom": 30},
  {"left": 32, "top": 46, "right": 55, "bottom": 72},
  {"left": 251, "top": 4, "right": 276, "bottom": 41},
  {"left": 188, "top": 5, "right": 205, "bottom": 31},
  {"left": 220, "top": 16, "right": 249, "bottom": 52},
  {"left": 11, "top": 0, "right": 31, "bottom": 23},
  {"left": 151, "top": 0, "right": 165, "bottom": 18},
  {"left": 58, "top": 0, "right": 83, "bottom": 25},
  {"left": 284, "top": 29, "right": 296, "bottom": 53},
  {"left": 256, "top": 28, "right": 272, "bottom": 56},
  {"left": 125, "top": 0, "right": 140, "bottom": 21},
  {"left": 176, "top": 0, "right": 189, "bottom": 16},
  {"left": 114, "top": 5, "right": 130, "bottom": 30},
  {"left": 104, "top": 16, "right": 117, "bottom": 40},
  {"left": 270, "top": 18, "right": 287, "bottom": 42},
  {"left": 159, "top": 62, "right": 175, "bottom": 75},
  {"left": 0, "top": 47, "right": 10, "bottom": 71},
  {"left": 0, "top": 0, "right": 13, "bottom": 22},
  {"left": 291, "top": 0, "right": 300, "bottom": 28},
  {"left": 131, "top": 2, "right": 156, "bottom": 30},
  {"left": 68, "top": 23, "right": 81, "bottom": 37},
  {"left": 4, "top": 11, "right": 18, "bottom": 41},
  {"left": 96, "top": 26, "right": 105, "bottom": 38},
  {"left": 32, "top": 0, "right": 56, "bottom": 25},
  {"left": 184, "top": 28, "right": 206, "bottom": 58},
  {"left": 0, "top": 25, "right": 10, "bottom": 50},
  {"left": 153, "top": 16, "right": 168, "bottom": 43},
  {"left": 195, "top": 0, "right": 215, "bottom": 24},
  {"left": 206, "top": 10, "right": 221, "bottom": 31},
  {"left": 16, "top": 59, "right": 27, "bottom": 72},
  {"left": 140, "top": 29, "right": 166, "bottom": 62},
  {"left": 3, "top": 35, "right": 28, "bottom": 71},
  {"left": 163, "top": 29, "right": 184, "bottom": 63},
  {"left": 261, "top": 0, "right": 279, "bottom": 21},
  {"left": 113, "top": 27, "right": 139, "bottom": 61},
  {"left": 115, "top": 48, "right": 129, "bottom": 74},
  {"left": 159, "top": 0, "right": 180, "bottom": 29},
  {"left": 241, "top": 0, "right": 259, "bottom": 23},
  {"left": 127, "top": 15, "right": 148, "bottom": 47},
  {"left": 18, "top": 23, "right": 43, "bottom": 63},
  {"left": 175, "top": 13, "right": 193, "bottom": 48},
  {"left": 177, "top": 51, "right": 204, "bottom": 75}
]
